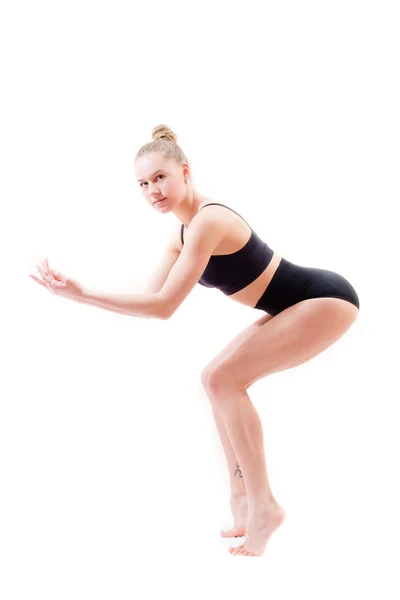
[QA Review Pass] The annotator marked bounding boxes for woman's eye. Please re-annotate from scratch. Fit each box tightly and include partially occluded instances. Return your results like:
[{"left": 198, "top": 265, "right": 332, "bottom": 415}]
[{"left": 140, "top": 174, "right": 164, "bottom": 188}]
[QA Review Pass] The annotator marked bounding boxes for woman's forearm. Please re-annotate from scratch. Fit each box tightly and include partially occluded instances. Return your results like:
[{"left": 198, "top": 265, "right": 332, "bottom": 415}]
[
  {"left": 71, "top": 295, "right": 152, "bottom": 318},
  {"left": 81, "top": 288, "right": 163, "bottom": 319}
]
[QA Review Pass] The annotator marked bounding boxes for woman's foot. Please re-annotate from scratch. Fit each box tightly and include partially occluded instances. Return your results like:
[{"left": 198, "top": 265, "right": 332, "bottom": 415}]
[
  {"left": 220, "top": 495, "right": 248, "bottom": 538},
  {"left": 229, "top": 501, "right": 286, "bottom": 556}
]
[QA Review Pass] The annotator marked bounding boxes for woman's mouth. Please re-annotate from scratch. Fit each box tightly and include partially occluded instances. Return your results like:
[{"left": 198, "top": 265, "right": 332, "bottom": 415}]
[{"left": 154, "top": 198, "right": 167, "bottom": 206}]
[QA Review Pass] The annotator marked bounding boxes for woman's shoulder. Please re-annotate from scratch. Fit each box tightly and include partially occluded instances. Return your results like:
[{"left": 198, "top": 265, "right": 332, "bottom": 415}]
[{"left": 175, "top": 199, "right": 250, "bottom": 252}]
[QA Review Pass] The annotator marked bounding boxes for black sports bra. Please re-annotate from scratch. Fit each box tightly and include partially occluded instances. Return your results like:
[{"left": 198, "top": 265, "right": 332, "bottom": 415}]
[{"left": 180, "top": 203, "right": 274, "bottom": 296}]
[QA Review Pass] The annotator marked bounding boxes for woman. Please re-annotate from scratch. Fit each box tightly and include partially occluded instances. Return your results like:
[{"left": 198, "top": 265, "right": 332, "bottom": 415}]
[{"left": 30, "top": 124, "right": 360, "bottom": 557}]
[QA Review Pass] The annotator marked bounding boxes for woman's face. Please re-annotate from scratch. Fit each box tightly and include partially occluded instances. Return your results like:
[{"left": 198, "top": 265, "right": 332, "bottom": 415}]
[{"left": 136, "top": 153, "right": 186, "bottom": 212}]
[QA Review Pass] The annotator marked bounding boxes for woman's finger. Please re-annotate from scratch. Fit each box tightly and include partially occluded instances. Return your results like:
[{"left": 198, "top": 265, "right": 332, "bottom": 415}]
[
  {"left": 43, "top": 261, "right": 65, "bottom": 284},
  {"left": 44, "top": 259, "right": 57, "bottom": 282},
  {"left": 40, "top": 260, "right": 50, "bottom": 278},
  {"left": 42, "top": 259, "right": 50, "bottom": 276},
  {"left": 37, "top": 264, "right": 52, "bottom": 284},
  {"left": 30, "top": 274, "right": 47, "bottom": 288},
  {"left": 36, "top": 265, "right": 56, "bottom": 292}
]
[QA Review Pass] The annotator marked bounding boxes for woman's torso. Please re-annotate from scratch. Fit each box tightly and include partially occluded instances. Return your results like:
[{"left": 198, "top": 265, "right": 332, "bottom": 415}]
[{"left": 176, "top": 198, "right": 282, "bottom": 309}]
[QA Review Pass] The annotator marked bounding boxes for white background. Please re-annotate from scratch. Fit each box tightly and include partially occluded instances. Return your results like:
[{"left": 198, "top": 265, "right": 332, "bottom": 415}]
[{"left": 1, "top": 0, "right": 399, "bottom": 597}]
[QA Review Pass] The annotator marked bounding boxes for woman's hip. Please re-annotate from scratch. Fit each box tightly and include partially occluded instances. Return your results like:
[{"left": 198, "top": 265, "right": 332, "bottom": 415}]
[{"left": 254, "top": 258, "right": 360, "bottom": 316}]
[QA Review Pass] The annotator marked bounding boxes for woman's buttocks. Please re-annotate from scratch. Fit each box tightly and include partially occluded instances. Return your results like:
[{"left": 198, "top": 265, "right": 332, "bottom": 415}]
[
  {"left": 252, "top": 258, "right": 360, "bottom": 315},
  {"left": 228, "top": 252, "right": 283, "bottom": 308}
]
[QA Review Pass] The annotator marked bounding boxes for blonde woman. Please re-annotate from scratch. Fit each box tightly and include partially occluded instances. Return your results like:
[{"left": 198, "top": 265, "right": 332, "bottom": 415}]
[{"left": 30, "top": 124, "right": 360, "bottom": 557}]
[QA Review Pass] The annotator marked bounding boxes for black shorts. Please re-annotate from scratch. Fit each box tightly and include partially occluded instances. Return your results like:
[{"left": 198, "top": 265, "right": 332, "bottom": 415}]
[{"left": 254, "top": 258, "right": 360, "bottom": 316}]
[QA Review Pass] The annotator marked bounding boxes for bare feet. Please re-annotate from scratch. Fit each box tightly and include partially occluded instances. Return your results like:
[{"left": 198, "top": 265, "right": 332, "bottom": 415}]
[
  {"left": 220, "top": 495, "right": 248, "bottom": 538},
  {"left": 229, "top": 501, "right": 286, "bottom": 557}
]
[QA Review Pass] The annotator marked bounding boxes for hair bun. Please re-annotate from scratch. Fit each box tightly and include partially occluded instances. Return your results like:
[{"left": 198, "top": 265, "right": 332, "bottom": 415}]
[{"left": 152, "top": 124, "right": 177, "bottom": 143}]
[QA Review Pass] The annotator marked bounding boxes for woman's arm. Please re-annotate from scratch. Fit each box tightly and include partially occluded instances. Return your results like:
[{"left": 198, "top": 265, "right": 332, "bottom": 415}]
[
  {"left": 82, "top": 288, "right": 165, "bottom": 319},
  {"left": 70, "top": 294, "right": 152, "bottom": 318},
  {"left": 145, "top": 221, "right": 181, "bottom": 293},
  {"left": 30, "top": 261, "right": 159, "bottom": 318},
  {"left": 79, "top": 223, "right": 181, "bottom": 318}
]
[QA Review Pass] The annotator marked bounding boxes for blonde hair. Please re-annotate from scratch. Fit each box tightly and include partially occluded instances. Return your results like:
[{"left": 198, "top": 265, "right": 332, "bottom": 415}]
[{"left": 135, "top": 124, "right": 191, "bottom": 171}]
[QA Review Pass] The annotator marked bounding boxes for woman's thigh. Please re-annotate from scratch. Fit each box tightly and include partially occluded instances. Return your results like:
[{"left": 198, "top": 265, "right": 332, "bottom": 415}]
[{"left": 201, "top": 312, "right": 273, "bottom": 382}]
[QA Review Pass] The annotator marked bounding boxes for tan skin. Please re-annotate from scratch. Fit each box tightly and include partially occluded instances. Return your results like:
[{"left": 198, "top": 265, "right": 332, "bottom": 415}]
[{"left": 136, "top": 152, "right": 282, "bottom": 310}]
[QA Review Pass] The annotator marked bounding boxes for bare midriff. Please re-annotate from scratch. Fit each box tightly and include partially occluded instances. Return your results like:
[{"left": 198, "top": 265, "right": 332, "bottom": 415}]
[{"left": 178, "top": 200, "right": 283, "bottom": 310}]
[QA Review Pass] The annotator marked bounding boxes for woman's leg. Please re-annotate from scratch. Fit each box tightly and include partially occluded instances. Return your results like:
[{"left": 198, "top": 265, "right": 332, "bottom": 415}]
[
  {"left": 201, "top": 312, "right": 273, "bottom": 501},
  {"left": 210, "top": 401, "right": 247, "bottom": 497}
]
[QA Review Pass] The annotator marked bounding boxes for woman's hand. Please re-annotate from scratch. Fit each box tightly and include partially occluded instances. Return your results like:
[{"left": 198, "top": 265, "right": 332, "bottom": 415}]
[{"left": 29, "top": 259, "right": 85, "bottom": 300}]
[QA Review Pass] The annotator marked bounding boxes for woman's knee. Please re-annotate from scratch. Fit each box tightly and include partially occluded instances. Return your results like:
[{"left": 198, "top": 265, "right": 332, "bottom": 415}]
[
  {"left": 200, "top": 363, "right": 215, "bottom": 389},
  {"left": 201, "top": 362, "right": 232, "bottom": 394}
]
